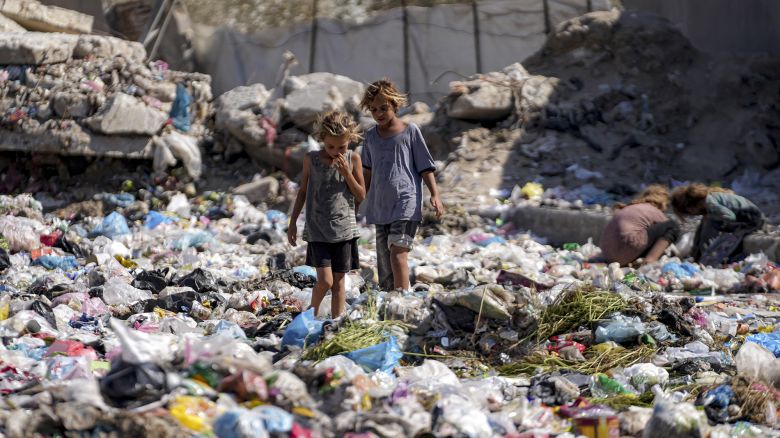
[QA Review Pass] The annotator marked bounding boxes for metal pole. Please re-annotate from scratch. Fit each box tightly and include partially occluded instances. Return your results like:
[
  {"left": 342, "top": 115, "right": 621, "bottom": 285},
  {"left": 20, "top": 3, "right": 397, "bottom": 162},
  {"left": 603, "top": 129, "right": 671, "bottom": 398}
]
[
  {"left": 309, "top": 0, "right": 319, "bottom": 73},
  {"left": 142, "top": 0, "right": 173, "bottom": 46},
  {"left": 402, "top": 0, "right": 410, "bottom": 94},
  {"left": 472, "top": 1, "right": 482, "bottom": 73},
  {"left": 586, "top": 0, "right": 593, "bottom": 12},
  {"left": 542, "top": 0, "right": 551, "bottom": 34},
  {"left": 148, "top": 0, "right": 176, "bottom": 61}
]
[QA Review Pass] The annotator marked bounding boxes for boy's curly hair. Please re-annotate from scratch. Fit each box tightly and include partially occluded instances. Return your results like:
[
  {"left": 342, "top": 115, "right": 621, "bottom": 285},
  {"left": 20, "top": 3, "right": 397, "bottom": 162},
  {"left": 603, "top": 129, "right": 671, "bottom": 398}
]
[
  {"left": 315, "top": 110, "right": 362, "bottom": 143},
  {"left": 360, "top": 78, "right": 408, "bottom": 110},
  {"left": 671, "top": 183, "right": 732, "bottom": 217}
]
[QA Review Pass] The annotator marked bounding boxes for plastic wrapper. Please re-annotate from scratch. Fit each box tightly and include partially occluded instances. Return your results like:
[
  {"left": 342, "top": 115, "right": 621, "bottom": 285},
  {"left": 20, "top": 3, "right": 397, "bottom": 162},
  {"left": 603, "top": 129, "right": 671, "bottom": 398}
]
[
  {"left": 594, "top": 314, "right": 647, "bottom": 344},
  {"left": 214, "top": 409, "right": 269, "bottom": 438},
  {"left": 281, "top": 308, "right": 323, "bottom": 348},
  {"left": 437, "top": 284, "right": 513, "bottom": 321},
  {"left": 31, "top": 255, "right": 79, "bottom": 271},
  {"left": 745, "top": 332, "right": 780, "bottom": 357},
  {"left": 624, "top": 363, "right": 669, "bottom": 393},
  {"left": 90, "top": 212, "right": 131, "bottom": 239},
  {"left": 735, "top": 341, "right": 780, "bottom": 388},
  {"left": 166, "top": 193, "right": 192, "bottom": 218},
  {"left": 642, "top": 399, "right": 707, "bottom": 438},
  {"left": 344, "top": 336, "right": 403, "bottom": 374},
  {"left": 169, "top": 395, "right": 217, "bottom": 432},
  {"left": 102, "top": 277, "right": 153, "bottom": 306},
  {"left": 0, "top": 216, "right": 45, "bottom": 252},
  {"left": 171, "top": 230, "right": 213, "bottom": 250}
]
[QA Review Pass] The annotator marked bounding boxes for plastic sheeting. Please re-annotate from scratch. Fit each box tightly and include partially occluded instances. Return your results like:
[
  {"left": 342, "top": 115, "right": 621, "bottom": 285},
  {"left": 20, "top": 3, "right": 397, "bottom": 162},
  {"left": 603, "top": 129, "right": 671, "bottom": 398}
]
[{"left": 192, "top": 0, "right": 611, "bottom": 101}]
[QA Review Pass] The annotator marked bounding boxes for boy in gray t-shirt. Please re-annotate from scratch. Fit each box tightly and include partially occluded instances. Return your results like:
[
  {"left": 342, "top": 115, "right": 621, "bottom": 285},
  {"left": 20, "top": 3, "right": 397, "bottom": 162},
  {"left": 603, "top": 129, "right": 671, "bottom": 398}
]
[{"left": 360, "top": 79, "right": 444, "bottom": 291}]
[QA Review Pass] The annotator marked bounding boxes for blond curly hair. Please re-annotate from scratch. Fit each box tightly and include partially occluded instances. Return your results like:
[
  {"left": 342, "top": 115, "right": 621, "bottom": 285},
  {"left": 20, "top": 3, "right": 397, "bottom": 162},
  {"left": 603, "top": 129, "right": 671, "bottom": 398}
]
[
  {"left": 360, "top": 78, "right": 408, "bottom": 111},
  {"left": 315, "top": 110, "right": 362, "bottom": 144}
]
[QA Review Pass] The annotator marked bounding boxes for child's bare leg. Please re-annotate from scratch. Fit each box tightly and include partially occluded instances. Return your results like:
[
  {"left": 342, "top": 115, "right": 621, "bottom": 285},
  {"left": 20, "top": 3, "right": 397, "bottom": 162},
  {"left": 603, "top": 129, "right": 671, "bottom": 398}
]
[
  {"left": 643, "top": 238, "right": 671, "bottom": 264},
  {"left": 331, "top": 272, "right": 346, "bottom": 317},
  {"left": 309, "top": 267, "right": 333, "bottom": 316},
  {"left": 390, "top": 245, "right": 411, "bottom": 290}
]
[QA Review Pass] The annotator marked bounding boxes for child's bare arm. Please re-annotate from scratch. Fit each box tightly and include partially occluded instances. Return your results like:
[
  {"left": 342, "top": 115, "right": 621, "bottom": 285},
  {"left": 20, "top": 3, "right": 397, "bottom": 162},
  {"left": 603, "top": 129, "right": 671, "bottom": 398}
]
[
  {"left": 287, "top": 155, "right": 311, "bottom": 245},
  {"left": 422, "top": 170, "right": 444, "bottom": 218}
]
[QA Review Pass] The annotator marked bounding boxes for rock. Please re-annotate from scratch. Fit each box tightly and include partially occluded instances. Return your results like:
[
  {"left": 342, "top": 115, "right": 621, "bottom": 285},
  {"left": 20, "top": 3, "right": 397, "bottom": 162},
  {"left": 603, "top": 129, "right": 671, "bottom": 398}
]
[
  {"left": 284, "top": 84, "right": 345, "bottom": 131},
  {"left": 86, "top": 93, "right": 167, "bottom": 135},
  {"left": 0, "top": 32, "right": 76, "bottom": 64},
  {"left": 214, "top": 84, "right": 272, "bottom": 147},
  {"left": 133, "top": 75, "right": 177, "bottom": 102},
  {"left": 232, "top": 176, "right": 279, "bottom": 205},
  {"left": 282, "top": 73, "right": 364, "bottom": 131},
  {"left": 52, "top": 91, "right": 91, "bottom": 118},
  {"left": 0, "top": 0, "right": 93, "bottom": 34},
  {"left": 74, "top": 35, "right": 145, "bottom": 64},
  {"left": 447, "top": 79, "right": 514, "bottom": 121},
  {"left": 0, "top": 12, "right": 25, "bottom": 32}
]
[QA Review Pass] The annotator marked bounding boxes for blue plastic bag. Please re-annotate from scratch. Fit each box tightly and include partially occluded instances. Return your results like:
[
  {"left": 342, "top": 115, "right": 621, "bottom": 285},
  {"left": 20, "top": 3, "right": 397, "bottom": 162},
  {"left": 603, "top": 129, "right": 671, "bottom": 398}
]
[
  {"left": 90, "top": 211, "right": 130, "bottom": 239},
  {"left": 32, "top": 255, "right": 79, "bottom": 271},
  {"left": 661, "top": 262, "right": 700, "bottom": 279},
  {"left": 170, "top": 83, "right": 192, "bottom": 132},
  {"left": 344, "top": 336, "right": 403, "bottom": 373},
  {"left": 171, "top": 230, "right": 213, "bottom": 250},
  {"left": 214, "top": 320, "right": 247, "bottom": 339},
  {"left": 746, "top": 332, "right": 780, "bottom": 357},
  {"left": 474, "top": 235, "right": 507, "bottom": 247},
  {"left": 594, "top": 315, "right": 646, "bottom": 344},
  {"left": 213, "top": 410, "right": 266, "bottom": 438},
  {"left": 292, "top": 265, "right": 317, "bottom": 279},
  {"left": 252, "top": 406, "right": 293, "bottom": 433},
  {"left": 281, "top": 308, "right": 323, "bottom": 348},
  {"left": 144, "top": 211, "right": 178, "bottom": 229}
]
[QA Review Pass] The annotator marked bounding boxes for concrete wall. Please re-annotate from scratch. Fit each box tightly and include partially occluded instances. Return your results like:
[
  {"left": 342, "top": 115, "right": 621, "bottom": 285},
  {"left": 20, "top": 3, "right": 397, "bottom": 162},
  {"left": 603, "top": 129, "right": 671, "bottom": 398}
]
[{"left": 624, "top": 0, "right": 780, "bottom": 55}]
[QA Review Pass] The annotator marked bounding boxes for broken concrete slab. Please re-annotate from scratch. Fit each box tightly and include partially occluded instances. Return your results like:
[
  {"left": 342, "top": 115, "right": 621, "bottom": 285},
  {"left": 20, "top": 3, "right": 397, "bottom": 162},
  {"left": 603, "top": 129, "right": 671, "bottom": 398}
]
[
  {"left": 232, "top": 176, "right": 280, "bottom": 205},
  {"left": 86, "top": 93, "right": 167, "bottom": 135},
  {"left": 214, "top": 83, "right": 273, "bottom": 147},
  {"left": 0, "top": 128, "right": 154, "bottom": 158},
  {"left": 447, "top": 80, "right": 514, "bottom": 121},
  {"left": 0, "top": 12, "right": 25, "bottom": 32},
  {"left": 284, "top": 85, "right": 345, "bottom": 131},
  {"left": 52, "top": 91, "right": 91, "bottom": 118},
  {"left": 0, "top": 31, "right": 76, "bottom": 64},
  {"left": 282, "top": 73, "right": 364, "bottom": 131},
  {"left": 74, "top": 35, "right": 146, "bottom": 64},
  {"left": 0, "top": 0, "right": 93, "bottom": 34}
]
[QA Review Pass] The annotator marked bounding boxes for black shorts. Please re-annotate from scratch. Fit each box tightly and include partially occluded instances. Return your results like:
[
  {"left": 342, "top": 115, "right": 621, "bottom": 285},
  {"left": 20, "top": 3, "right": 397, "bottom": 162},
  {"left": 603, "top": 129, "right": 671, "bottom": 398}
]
[{"left": 305, "top": 238, "right": 359, "bottom": 273}]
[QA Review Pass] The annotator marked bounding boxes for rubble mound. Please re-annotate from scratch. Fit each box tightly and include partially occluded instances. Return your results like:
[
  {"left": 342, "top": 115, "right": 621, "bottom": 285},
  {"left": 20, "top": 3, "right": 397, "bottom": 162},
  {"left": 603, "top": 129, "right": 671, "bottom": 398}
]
[{"left": 529, "top": 10, "right": 695, "bottom": 73}]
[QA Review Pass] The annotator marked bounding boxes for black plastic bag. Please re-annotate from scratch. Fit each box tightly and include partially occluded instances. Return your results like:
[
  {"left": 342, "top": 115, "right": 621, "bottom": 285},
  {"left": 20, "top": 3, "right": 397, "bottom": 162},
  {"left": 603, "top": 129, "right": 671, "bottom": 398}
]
[
  {"left": 0, "top": 247, "right": 10, "bottom": 272},
  {"left": 132, "top": 270, "right": 169, "bottom": 293},
  {"left": 31, "top": 300, "right": 57, "bottom": 329},
  {"left": 54, "top": 236, "right": 87, "bottom": 258},
  {"left": 100, "top": 360, "right": 168, "bottom": 408},
  {"left": 176, "top": 268, "right": 218, "bottom": 293}
]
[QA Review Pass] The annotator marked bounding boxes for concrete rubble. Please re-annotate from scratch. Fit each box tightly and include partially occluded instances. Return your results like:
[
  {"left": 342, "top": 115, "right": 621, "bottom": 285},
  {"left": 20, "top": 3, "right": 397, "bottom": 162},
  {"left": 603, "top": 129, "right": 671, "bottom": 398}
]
[
  {"left": 0, "top": 0, "right": 93, "bottom": 34},
  {"left": 0, "top": 28, "right": 211, "bottom": 178}
]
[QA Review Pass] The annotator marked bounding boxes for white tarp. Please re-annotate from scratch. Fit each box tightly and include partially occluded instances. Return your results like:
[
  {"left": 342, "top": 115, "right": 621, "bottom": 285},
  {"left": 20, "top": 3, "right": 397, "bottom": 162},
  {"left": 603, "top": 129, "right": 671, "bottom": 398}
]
[{"left": 194, "top": 0, "right": 610, "bottom": 103}]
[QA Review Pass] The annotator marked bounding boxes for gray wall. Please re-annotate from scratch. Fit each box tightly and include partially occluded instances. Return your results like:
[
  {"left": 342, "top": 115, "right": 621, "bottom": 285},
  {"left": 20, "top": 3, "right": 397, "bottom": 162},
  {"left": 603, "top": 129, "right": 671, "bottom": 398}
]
[{"left": 624, "top": 0, "right": 780, "bottom": 54}]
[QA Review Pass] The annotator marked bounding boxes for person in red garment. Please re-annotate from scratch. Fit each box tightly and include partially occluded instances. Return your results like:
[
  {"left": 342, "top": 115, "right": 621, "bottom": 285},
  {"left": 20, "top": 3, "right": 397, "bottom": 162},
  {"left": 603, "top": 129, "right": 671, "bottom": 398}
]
[{"left": 599, "top": 185, "right": 680, "bottom": 266}]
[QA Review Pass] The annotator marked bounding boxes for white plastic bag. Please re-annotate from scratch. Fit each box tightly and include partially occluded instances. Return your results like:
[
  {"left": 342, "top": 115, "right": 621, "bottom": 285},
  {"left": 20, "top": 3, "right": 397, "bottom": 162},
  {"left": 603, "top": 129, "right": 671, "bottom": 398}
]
[
  {"left": 102, "top": 277, "right": 152, "bottom": 306},
  {"left": 735, "top": 341, "right": 780, "bottom": 388}
]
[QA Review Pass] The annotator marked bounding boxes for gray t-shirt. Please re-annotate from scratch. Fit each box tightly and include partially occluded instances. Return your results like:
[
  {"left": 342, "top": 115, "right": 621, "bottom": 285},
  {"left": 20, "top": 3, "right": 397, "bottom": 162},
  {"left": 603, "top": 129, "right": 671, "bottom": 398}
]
[{"left": 361, "top": 123, "right": 436, "bottom": 225}]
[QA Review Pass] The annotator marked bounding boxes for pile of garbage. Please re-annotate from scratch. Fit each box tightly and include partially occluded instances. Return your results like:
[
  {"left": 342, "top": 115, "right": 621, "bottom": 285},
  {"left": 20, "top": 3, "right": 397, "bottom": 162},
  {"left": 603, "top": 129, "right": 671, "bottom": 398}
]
[
  {"left": 0, "top": 2, "right": 211, "bottom": 179},
  {"left": 0, "top": 192, "right": 779, "bottom": 437}
]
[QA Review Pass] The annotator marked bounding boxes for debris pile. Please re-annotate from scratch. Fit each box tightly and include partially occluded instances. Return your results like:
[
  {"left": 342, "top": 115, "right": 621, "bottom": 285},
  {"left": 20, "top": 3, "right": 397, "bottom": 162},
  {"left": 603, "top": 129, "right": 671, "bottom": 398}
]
[{"left": 0, "top": 4, "right": 211, "bottom": 179}]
